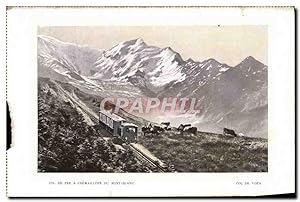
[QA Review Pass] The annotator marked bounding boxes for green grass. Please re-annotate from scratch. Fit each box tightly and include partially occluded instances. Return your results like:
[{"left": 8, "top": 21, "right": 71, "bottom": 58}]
[
  {"left": 39, "top": 78, "right": 268, "bottom": 173},
  {"left": 38, "top": 78, "right": 150, "bottom": 172},
  {"left": 139, "top": 131, "right": 267, "bottom": 172}
]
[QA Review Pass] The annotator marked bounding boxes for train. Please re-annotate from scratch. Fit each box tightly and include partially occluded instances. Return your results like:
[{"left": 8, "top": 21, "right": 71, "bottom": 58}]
[{"left": 99, "top": 110, "right": 138, "bottom": 143}]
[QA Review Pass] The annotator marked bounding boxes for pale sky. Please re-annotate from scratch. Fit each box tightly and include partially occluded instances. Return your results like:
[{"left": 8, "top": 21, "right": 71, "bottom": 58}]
[{"left": 38, "top": 26, "right": 267, "bottom": 66}]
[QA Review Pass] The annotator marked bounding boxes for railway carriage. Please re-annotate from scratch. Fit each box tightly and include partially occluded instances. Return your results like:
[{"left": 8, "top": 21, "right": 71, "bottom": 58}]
[{"left": 99, "top": 110, "right": 138, "bottom": 143}]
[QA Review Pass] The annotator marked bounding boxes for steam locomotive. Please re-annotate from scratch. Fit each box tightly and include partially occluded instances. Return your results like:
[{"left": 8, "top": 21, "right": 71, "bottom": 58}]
[{"left": 99, "top": 110, "right": 138, "bottom": 143}]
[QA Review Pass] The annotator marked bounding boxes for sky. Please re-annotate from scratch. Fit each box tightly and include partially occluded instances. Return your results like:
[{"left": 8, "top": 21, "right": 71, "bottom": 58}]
[{"left": 38, "top": 26, "right": 267, "bottom": 66}]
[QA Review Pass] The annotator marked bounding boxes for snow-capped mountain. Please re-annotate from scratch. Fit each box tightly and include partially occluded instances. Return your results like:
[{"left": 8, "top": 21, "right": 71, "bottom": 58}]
[
  {"left": 38, "top": 35, "right": 103, "bottom": 78},
  {"left": 38, "top": 36, "right": 144, "bottom": 99},
  {"left": 38, "top": 36, "right": 268, "bottom": 138},
  {"left": 92, "top": 38, "right": 186, "bottom": 91},
  {"left": 154, "top": 55, "right": 267, "bottom": 137},
  {"left": 157, "top": 58, "right": 232, "bottom": 97}
]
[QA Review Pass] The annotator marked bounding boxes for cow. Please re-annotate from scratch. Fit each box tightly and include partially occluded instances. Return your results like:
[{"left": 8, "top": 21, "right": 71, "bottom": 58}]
[
  {"left": 185, "top": 127, "right": 197, "bottom": 135},
  {"left": 177, "top": 124, "right": 191, "bottom": 132},
  {"left": 161, "top": 122, "right": 170, "bottom": 126},
  {"left": 223, "top": 128, "right": 237, "bottom": 137},
  {"left": 161, "top": 122, "right": 171, "bottom": 130},
  {"left": 142, "top": 123, "right": 164, "bottom": 136},
  {"left": 177, "top": 124, "right": 197, "bottom": 135},
  {"left": 142, "top": 126, "right": 151, "bottom": 136},
  {"left": 153, "top": 125, "right": 164, "bottom": 134}
]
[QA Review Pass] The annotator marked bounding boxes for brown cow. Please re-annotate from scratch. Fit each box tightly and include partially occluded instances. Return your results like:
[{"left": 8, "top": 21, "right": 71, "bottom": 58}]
[
  {"left": 223, "top": 128, "right": 237, "bottom": 137},
  {"left": 161, "top": 122, "right": 171, "bottom": 130},
  {"left": 185, "top": 127, "right": 197, "bottom": 135}
]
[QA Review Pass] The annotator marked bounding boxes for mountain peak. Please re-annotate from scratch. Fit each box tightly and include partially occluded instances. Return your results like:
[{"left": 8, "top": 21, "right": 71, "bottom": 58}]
[
  {"left": 161, "top": 47, "right": 183, "bottom": 57},
  {"left": 245, "top": 56, "right": 256, "bottom": 61},
  {"left": 239, "top": 56, "right": 266, "bottom": 67},
  {"left": 38, "top": 35, "right": 89, "bottom": 48},
  {"left": 123, "top": 38, "right": 146, "bottom": 47},
  {"left": 160, "top": 47, "right": 184, "bottom": 64},
  {"left": 162, "top": 46, "right": 175, "bottom": 53},
  {"left": 207, "top": 58, "right": 219, "bottom": 63},
  {"left": 201, "top": 58, "right": 221, "bottom": 66},
  {"left": 135, "top": 38, "right": 145, "bottom": 45}
]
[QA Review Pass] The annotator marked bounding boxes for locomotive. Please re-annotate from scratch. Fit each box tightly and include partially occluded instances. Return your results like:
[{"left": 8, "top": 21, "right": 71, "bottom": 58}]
[{"left": 99, "top": 110, "right": 138, "bottom": 143}]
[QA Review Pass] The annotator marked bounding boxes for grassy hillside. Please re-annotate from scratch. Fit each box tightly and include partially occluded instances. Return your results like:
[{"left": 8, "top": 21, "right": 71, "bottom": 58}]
[
  {"left": 38, "top": 77, "right": 267, "bottom": 173},
  {"left": 38, "top": 78, "right": 149, "bottom": 172},
  {"left": 139, "top": 131, "right": 267, "bottom": 172}
]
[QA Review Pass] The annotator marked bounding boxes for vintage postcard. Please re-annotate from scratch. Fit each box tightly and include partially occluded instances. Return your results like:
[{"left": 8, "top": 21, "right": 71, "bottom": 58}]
[{"left": 6, "top": 7, "right": 295, "bottom": 197}]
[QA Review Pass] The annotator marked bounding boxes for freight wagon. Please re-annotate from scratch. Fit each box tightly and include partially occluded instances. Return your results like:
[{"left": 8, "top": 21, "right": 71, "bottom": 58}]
[{"left": 99, "top": 110, "right": 138, "bottom": 143}]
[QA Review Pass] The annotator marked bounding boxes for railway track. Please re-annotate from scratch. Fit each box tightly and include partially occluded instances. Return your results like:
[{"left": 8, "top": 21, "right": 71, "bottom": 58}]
[
  {"left": 83, "top": 110, "right": 169, "bottom": 172},
  {"left": 128, "top": 144, "right": 167, "bottom": 172},
  {"left": 53, "top": 81, "right": 170, "bottom": 172},
  {"left": 78, "top": 106, "right": 98, "bottom": 124},
  {"left": 54, "top": 81, "right": 99, "bottom": 124}
]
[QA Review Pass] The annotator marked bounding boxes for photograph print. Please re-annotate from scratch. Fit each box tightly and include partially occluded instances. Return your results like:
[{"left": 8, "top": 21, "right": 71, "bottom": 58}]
[{"left": 37, "top": 26, "right": 268, "bottom": 173}]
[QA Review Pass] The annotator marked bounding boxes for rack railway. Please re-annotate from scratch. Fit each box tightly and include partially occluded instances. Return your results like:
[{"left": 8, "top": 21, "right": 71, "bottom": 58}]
[{"left": 54, "top": 82, "right": 172, "bottom": 172}]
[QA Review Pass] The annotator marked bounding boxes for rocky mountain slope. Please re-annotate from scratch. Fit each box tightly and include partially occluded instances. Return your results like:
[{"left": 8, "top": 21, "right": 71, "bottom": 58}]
[{"left": 38, "top": 36, "right": 268, "bottom": 138}]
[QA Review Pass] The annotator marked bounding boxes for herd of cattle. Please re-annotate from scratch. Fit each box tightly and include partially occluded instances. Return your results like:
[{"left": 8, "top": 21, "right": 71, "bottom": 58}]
[
  {"left": 141, "top": 122, "right": 244, "bottom": 138},
  {"left": 142, "top": 122, "right": 197, "bottom": 136}
]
